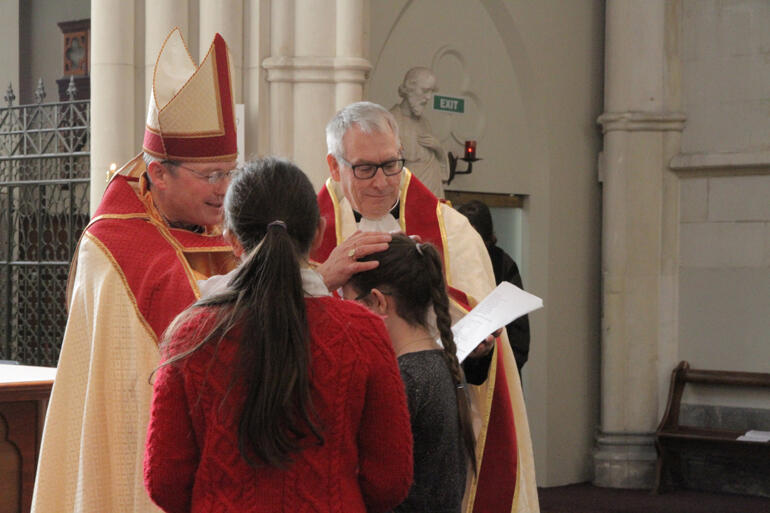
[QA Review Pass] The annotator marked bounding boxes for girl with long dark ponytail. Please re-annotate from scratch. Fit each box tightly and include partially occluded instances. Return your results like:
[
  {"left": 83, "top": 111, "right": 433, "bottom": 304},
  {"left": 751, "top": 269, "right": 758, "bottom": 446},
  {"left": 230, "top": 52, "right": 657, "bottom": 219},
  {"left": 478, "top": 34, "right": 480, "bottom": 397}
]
[
  {"left": 345, "top": 233, "right": 476, "bottom": 513},
  {"left": 144, "top": 158, "right": 413, "bottom": 513}
]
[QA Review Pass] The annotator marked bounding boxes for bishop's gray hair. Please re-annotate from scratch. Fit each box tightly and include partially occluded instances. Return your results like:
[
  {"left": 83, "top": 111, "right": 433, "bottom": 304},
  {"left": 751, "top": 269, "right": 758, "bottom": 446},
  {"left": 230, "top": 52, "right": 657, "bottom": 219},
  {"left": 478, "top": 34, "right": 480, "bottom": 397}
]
[{"left": 325, "top": 101, "right": 401, "bottom": 159}]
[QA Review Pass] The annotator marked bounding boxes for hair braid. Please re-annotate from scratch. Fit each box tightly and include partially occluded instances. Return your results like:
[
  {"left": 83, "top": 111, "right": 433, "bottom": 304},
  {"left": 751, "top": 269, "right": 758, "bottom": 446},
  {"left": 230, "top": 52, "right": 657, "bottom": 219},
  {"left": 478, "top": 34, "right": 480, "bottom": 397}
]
[{"left": 423, "top": 245, "right": 477, "bottom": 474}]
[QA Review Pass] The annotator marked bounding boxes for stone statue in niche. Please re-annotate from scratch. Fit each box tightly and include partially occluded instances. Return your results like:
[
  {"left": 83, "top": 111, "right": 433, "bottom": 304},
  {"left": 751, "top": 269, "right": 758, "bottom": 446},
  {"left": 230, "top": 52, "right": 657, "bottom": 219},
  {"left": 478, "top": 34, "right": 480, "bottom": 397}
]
[{"left": 390, "top": 67, "right": 448, "bottom": 198}]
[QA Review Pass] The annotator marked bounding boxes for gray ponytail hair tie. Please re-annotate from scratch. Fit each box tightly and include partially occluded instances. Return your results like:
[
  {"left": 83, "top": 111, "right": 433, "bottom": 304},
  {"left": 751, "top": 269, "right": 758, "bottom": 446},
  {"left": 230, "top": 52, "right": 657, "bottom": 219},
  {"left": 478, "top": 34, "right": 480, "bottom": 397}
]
[
  {"left": 267, "top": 220, "right": 287, "bottom": 230},
  {"left": 415, "top": 243, "right": 425, "bottom": 256}
]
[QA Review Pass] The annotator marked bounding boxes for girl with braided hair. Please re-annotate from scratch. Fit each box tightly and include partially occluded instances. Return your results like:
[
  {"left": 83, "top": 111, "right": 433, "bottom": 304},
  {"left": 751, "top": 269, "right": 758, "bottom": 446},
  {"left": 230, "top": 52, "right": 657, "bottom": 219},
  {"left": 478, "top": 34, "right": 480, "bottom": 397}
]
[
  {"left": 144, "top": 158, "right": 413, "bottom": 513},
  {"left": 343, "top": 233, "right": 475, "bottom": 513}
]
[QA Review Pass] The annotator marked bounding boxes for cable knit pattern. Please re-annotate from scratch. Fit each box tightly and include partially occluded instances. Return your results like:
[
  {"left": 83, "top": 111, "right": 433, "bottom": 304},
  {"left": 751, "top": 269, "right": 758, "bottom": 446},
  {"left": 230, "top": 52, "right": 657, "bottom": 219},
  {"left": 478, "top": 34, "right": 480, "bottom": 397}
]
[{"left": 144, "top": 296, "right": 413, "bottom": 513}]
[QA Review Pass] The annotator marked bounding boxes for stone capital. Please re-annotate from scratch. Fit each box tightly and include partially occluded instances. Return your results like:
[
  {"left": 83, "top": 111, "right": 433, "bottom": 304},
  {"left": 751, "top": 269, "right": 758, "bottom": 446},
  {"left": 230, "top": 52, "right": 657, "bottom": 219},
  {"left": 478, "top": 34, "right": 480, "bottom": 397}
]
[
  {"left": 262, "top": 56, "right": 371, "bottom": 84},
  {"left": 598, "top": 111, "right": 686, "bottom": 134}
]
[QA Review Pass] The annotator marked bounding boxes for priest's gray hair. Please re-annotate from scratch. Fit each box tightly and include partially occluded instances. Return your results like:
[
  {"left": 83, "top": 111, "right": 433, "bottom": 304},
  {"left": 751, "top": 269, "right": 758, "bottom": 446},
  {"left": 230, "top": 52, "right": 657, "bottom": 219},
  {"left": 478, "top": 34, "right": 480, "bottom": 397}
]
[
  {"left": 325, "top": 101, "right": 401, "bottom": 159},
  {"left": 143, "top": 152, "right": 163, "bottom": 169},
  {"left": 142, "top": 152, "right": 181, "bottom": 186}
]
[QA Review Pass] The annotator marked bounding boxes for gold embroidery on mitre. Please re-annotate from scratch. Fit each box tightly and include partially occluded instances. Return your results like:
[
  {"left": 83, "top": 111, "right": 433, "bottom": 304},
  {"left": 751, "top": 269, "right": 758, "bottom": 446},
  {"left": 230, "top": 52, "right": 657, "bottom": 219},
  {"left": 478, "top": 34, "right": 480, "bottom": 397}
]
[
  {"left": 158, "top": 47, "right": 225, "bottom": 138},
  {"left": 145, "top": 28, "right": 233, "bottom": 147},
  {"left": 146, "top": 28, "right": 196, "bottom": 134}
]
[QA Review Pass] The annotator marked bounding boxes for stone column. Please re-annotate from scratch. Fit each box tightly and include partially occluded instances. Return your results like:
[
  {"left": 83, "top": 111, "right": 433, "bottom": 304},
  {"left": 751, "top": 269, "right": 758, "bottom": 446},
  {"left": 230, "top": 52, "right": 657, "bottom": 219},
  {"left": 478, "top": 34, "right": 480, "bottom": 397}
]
[
  {"left": 0, "top": 0, "right": 19, "bottom": 97},
  {"left": 265, "top": 0, "right": 294, "bottom": 159},
  {"left": 334, "top": 0, "right": 368, "bottom": 109},
  {"left": 244, "top": 0, "right": 269, "bottom": 157},
  {"left": 199, "top": 0, "right": 244, "bottom": 102},
  {"left": 593, "top": 0, "right": 685, "bottom": 489},
  {"left": 145, "top": 0, "right": 189, "bottom": 110},
  {"left": 90, "top": 0, "right": 136, "bottom": 211},
  {"left": 263, "top": 0, "right": 370, "bottom": 189}
]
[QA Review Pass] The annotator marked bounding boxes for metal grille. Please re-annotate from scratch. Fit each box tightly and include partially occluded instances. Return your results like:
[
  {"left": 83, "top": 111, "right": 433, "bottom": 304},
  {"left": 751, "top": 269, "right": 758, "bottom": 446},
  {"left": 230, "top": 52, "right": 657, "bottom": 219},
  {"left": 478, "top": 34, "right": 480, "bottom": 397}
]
[{"left": 0, "top": 80, "right": 90, "bottom": 366}]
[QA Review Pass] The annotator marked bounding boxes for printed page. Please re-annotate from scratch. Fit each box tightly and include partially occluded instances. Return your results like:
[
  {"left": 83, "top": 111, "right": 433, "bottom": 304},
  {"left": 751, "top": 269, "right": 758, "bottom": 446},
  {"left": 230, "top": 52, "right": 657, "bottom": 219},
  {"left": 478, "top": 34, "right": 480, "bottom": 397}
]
[{"left": 454, "top": 281, "right": 543, "bottom": 362}]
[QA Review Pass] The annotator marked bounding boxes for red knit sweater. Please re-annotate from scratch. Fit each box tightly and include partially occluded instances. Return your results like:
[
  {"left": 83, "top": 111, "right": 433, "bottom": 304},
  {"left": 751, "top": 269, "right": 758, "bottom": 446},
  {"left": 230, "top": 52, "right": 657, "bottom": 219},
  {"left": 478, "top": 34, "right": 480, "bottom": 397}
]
[{"left": 144, "top": 297, "right": 413, "bottom": 513}]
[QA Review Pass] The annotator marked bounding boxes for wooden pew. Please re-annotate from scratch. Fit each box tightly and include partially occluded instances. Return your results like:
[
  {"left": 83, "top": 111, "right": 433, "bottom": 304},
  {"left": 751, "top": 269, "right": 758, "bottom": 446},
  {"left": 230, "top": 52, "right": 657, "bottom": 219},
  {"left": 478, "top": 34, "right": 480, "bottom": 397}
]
[
  {"left": 654, "top": 360, "right": 770, "bottom": 494},
  {"left": 0, "top": 364, "right": 56, "bottom": 513}
]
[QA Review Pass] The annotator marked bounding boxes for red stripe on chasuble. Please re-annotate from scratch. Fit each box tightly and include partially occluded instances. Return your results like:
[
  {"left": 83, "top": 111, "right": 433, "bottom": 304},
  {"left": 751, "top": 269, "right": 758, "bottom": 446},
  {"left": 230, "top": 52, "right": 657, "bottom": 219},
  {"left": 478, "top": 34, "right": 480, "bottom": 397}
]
[
  {"left": 472, "top": 346, "right": 518, "bottom": 513},
  {"left": 399, "top": 172, "right": 445, "bottom": 260},
  {"left": 450, "top": 269, "right": 519, "bottom": 512},
  {"left": 447, "top": 286, "right": 470, "bottom": 307}
]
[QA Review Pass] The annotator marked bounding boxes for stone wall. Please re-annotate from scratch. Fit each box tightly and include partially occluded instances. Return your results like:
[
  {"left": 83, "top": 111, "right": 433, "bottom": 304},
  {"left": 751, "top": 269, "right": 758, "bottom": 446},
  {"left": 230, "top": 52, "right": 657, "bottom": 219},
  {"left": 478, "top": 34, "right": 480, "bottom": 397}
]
[
  {"left": 679, "top": 175, "right": 770, "bottom": 375},
  {"left": 675, "top": 0, "right": 770, "bottom": 392}
]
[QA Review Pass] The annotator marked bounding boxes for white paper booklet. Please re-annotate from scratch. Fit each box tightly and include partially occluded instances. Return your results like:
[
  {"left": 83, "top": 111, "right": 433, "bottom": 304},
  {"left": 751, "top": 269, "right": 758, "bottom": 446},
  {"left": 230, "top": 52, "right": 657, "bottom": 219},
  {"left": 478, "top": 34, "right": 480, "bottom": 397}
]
[
  {"left": 736, "top": 430, "right": 770, "bottom": 442},
  {"left": 453, "top": 281, "right": 543, "bottom": 363}
]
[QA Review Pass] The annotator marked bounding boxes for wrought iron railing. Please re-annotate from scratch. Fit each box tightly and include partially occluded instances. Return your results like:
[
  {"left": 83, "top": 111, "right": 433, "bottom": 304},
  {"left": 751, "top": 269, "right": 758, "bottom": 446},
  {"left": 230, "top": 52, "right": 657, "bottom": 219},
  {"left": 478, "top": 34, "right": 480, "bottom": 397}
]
[{"left": 0, "top": 78, "right": 90, "bottom": 366}]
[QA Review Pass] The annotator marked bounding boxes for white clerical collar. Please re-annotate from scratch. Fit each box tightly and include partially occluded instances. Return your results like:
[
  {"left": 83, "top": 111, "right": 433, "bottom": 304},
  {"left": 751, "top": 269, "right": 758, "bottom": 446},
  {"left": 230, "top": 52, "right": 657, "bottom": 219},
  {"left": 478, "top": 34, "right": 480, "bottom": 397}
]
[
  {"left": 355, "top": 197, "right": 401, "bottom": 233},
  {"left": 329, "top": 176, "right": 405, "bottom": 235},
  {"left": 357, "top": 214, "right": 401, "bottom": 233}
]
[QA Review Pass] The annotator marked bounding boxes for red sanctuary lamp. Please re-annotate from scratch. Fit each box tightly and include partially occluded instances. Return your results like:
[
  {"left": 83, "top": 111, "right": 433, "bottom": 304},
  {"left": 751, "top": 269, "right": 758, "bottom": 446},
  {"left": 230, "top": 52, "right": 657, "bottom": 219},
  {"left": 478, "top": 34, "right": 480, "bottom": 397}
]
[
  {"left": 447, "top": 140, "right": 482, "bottom": 185},
  {"left": 464, "top": 140, "right": 477, "bottom": 161}
]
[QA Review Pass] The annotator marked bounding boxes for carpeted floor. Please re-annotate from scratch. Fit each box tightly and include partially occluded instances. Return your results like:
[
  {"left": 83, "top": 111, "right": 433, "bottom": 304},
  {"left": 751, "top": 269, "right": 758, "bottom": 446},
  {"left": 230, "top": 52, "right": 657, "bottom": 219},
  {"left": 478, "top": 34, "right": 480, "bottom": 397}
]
[{"left": 538, "top": 483, "right": 770, "bottom": 513}]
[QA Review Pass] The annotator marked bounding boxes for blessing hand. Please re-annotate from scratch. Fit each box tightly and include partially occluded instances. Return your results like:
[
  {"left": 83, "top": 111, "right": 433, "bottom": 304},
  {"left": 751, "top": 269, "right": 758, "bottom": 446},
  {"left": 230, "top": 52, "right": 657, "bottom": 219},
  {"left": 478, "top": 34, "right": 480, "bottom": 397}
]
[{"left": 316, "top": 231, "right": 392, "bottom": 292}]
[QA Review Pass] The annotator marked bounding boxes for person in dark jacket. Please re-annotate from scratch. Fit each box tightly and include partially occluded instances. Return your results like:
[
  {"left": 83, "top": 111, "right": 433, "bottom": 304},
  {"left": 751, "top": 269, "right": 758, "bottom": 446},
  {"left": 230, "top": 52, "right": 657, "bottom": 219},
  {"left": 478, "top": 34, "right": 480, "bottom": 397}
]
[{"left": 457, "top": 200, "right": 531, "bottom": 375}]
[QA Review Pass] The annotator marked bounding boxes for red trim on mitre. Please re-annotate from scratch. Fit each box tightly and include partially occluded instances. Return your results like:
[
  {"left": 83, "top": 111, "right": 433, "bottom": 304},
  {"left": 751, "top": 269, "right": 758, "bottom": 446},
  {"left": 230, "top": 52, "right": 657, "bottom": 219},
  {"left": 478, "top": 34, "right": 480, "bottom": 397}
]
[{"left": 142, "top": 33, "right": 237, "bottom": 162}]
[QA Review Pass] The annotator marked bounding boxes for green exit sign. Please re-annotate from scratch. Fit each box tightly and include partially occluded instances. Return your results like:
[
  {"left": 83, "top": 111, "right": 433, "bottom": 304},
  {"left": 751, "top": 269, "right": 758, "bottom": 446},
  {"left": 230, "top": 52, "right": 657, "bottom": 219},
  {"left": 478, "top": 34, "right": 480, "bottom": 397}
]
[{"left": 433, "top": 95, "right": 465, "bottom": 113}]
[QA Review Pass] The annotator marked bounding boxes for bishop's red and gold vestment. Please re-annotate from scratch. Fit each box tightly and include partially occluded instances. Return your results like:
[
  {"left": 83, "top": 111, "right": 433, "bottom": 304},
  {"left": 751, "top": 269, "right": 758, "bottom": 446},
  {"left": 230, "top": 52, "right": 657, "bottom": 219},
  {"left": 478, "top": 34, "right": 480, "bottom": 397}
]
[
  {"left": 31, "top": 156, "right": 236, "bottom": 513},
  {"left": 33, "top": 27, "right": 240, "bottom": 513}
]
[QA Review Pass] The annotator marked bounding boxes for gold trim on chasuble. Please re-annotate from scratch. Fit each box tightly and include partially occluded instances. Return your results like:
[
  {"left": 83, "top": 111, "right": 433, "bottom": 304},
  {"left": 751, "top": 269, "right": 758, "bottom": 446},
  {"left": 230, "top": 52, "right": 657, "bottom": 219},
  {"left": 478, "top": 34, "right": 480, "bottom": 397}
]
[
  {"left": 449, "top": 295, "right": 500, "bottom": 513},
  {"left": 435, "top": 201, "right": 451, "bottom": 284},
  {"left": 325, "top": 177, "right": 344, "bottom": 245},
  {"left": 147, "top": 217, "right": 204, "bottom": 299},
  {"left": 398, "top": 169, "right": 411, "bottom": 233}
]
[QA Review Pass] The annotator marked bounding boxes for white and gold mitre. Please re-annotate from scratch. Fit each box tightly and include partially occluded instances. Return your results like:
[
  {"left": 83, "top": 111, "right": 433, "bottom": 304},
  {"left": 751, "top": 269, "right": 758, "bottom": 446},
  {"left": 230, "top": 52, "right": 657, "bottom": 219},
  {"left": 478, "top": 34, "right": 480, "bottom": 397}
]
[{"left": 142, "top": 28, "right": 237, "bottom": 162}]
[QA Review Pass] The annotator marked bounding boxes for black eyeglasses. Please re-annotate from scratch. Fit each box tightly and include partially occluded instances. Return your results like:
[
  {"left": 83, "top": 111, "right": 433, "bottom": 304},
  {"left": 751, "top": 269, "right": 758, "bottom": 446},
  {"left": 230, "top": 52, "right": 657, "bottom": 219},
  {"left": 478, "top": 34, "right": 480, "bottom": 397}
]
[
  {"left": 337, "top": 156, "right": 406, "bottom": 180},
  {"left": 163, "top": 160, "right": 238, "bottom": 184}
]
